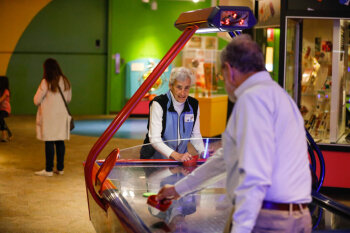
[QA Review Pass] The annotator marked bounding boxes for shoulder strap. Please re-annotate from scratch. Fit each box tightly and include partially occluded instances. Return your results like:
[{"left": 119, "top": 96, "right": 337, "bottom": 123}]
[{"left": 58, "top": 86, "right": 71, "bottom": 116}]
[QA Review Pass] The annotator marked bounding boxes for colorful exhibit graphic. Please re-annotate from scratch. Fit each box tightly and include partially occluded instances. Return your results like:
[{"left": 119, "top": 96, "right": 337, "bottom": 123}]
[{"left": 126, "top": 58, "right": 171, "bottom": 99}]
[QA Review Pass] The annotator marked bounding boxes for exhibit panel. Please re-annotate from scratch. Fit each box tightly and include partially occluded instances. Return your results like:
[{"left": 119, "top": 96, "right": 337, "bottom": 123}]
[
  {"left": 125, "top": 58, "right": 172, "bottom": 115},
  {"left": 126, "top": 58, "right": 172, "bottom": 99}
]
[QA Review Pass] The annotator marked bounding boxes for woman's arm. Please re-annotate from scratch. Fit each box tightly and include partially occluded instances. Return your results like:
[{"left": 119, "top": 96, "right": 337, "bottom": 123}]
[
  {"left": 0, "top": 90, "right": 8, "bottom": 103},
  {"left": 148, "top": 101, "right": 175, "bottom": 157},
  {"left": 33, "top": 79, "right": 48, "bottom": 106}
]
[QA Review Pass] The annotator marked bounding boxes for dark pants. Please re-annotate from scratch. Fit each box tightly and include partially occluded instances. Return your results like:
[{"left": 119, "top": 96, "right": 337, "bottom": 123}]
[
  {"left": 0, "top": 110, "right": 12, "bottom": 137},
  {"left": 45, "top": 141, "right": 65, "bottom": 172}
]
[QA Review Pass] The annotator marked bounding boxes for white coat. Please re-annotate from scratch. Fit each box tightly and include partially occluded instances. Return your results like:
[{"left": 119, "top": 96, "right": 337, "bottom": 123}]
[{"left": 34, "top": 77, "right": 72, "bottom": 141}]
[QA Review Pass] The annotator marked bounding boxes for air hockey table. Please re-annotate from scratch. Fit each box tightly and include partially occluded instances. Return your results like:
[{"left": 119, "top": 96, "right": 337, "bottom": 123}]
[
  {"left": 84, "top": 5, "right": 350, "bottom": 233},
  {"left": 86, "top": 138, "right": 350, "bottom": 233}
]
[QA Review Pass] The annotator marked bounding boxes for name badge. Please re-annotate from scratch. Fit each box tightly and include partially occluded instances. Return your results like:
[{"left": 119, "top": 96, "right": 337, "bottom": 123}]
[{"left": 184, "top": 114, "right": 194, "bottom": 122}]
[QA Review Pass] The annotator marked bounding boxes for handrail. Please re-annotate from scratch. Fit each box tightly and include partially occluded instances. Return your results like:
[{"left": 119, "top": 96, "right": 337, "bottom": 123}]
[
  {"left": 84, "top": 25, "right": 199, "bottom": 211},
  {"left": 306, "top": 129, "right": 325, "bottom": 193}
]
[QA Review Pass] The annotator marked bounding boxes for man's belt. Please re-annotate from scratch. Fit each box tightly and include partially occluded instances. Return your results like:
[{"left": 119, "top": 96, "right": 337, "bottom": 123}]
[{"left": 262, "top": 200, "right": 308, "bottom": 211}]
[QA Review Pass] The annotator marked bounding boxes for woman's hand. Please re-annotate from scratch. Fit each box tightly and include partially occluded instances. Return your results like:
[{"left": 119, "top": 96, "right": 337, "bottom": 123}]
[{"left": 170, "top": 151, "right": 192, "bottom": 161}]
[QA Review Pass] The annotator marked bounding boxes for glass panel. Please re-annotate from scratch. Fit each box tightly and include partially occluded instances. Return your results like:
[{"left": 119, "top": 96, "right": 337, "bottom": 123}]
[
  {"left": 106, "top": 164, "right": 231, "bottom": 233},
  {"left": 119, "top": 138, "right": 222, "bottom": 159},
  {"left": 338, "top": 20, "right": 350, "bottom": 144},
  {"left": 346, "top": 20, "right": 350, "bottom": 143},
  {"left": 300, "top": 19, "right": 334, "bottom": 143},
  {"left": 298, "top": 19, "right": 350, "bottom": 144},
  {"left": 285, "top": 19, "right": 297, "bottom": 99},
  {"left": 285, "top": 18, "right": 350, "bottom": 145}
]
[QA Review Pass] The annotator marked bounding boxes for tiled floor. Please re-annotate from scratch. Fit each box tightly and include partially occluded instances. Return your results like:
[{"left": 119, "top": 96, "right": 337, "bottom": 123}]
[{"left": 0, "top": 115, "right": 143, "bottom": 233}]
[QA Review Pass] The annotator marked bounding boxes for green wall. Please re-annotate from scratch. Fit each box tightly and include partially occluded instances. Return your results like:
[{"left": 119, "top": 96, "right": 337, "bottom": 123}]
[
  {"left": 5, "top": 0, "right": 216, "bottom": 114},
  {"left": 108, "top": 0, "right": 211, "bottom": 112},
  {"left": 6, "top": 0, "right": 108, "bottom": 115}
]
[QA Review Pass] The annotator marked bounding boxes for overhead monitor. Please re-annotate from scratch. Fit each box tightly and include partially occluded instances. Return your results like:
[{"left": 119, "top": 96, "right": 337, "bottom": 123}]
[{"left": 175, "top": 6, "right": 256, "bottom": 33}]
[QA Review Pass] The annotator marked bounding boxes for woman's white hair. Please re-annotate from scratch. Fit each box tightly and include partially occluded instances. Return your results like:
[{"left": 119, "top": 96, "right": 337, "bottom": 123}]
[{"left": 169, "top": 67, "right": 195, "bottom": 86}]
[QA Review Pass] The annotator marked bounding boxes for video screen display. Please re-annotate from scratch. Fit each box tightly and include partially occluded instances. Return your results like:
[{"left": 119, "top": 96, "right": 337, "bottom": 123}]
[{"left": 220, "top": 10, "right": 249, "bottom": 27}]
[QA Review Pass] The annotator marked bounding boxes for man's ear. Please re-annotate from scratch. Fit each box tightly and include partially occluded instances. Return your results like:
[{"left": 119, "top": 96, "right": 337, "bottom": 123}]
[{"left": 224, "top": 62, "right": 234, "bottom": 83}]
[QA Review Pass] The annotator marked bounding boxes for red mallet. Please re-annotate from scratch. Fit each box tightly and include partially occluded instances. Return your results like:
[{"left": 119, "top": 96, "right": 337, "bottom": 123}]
[
  {"left": 183, "top": 155, "right": 198, "bottom": 167},
  {"left": 147, "top": 195, "right": 172, "bottom": 211}
]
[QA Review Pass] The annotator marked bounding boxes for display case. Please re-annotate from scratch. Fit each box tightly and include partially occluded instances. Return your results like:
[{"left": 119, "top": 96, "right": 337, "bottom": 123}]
[
  {"left": 180, "top": 35, "right": 225, "bottom": 97},
  {"left": 284, "top": 18, "right": 350, "bottom": 145},
  {"left": 180, "top": 35, "right": 228, "bottom": 137},
  {"left": 277, "top": 0, "right": 350, "bottom": 188}
]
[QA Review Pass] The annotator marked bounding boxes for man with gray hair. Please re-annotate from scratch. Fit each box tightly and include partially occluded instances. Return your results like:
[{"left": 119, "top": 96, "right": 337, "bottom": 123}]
[
  {"left": 141, "top": 67, "right": 206, "bottom": 161},
  {"left": 157, "top": 35, "right": 312, "bottom": 232}
]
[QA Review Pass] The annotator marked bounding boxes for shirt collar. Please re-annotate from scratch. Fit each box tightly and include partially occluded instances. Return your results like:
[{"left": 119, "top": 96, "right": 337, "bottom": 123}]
[{"left": 234, "top": 71, "right": 271, "bottom": 99}]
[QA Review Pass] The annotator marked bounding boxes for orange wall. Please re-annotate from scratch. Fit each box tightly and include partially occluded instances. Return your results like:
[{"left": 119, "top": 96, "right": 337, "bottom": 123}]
[{"left": 0, "top": 0, "right": 51, "bottom": 75}]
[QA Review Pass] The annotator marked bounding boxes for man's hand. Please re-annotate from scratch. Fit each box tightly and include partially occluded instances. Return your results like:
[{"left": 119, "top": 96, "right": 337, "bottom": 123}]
[
  {"left": 170, "top": 151, "right": 193, "bottom": 161},
  {"left": 156, "top": 184, "right": 181, "bottom": 204}
]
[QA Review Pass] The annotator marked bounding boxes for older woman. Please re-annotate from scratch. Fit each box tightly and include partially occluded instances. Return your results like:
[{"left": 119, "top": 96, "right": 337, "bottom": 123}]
[{"left": 140, "top": 67, "right": 205, "bottom": 161}]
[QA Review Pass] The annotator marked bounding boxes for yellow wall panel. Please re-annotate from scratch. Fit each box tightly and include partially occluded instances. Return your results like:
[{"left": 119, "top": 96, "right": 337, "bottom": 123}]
[
  {"left": 198, "top": 95, "right": 228, "bottom": 137},
  {"left": 0, "top": 0, "right": 52, "bottom": 75}
]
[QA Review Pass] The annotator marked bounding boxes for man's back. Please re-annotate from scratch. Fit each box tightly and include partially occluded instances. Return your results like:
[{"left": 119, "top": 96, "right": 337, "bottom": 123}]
[{"left": 225, "top": 71, "right": 311, "bottom": 203}]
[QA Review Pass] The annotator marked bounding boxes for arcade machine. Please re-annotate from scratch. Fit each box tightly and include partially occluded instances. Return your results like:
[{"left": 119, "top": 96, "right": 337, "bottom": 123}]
[{"left": 84, "top": 6, "right": 350, "bottom": 232}]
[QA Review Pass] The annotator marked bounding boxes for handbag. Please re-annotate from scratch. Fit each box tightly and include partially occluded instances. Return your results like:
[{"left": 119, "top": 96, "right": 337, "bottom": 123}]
[{"left": 58, "top": 86, "right": 74, "bottom": 131}]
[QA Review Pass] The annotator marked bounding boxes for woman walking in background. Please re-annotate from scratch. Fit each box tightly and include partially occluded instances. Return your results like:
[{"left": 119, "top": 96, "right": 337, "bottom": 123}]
[
  {"left": 34, "top": 58, "right": 72, "bottom": 176},
  {"left": 0, "top": 76, "right": 12, "bottom": 142}
]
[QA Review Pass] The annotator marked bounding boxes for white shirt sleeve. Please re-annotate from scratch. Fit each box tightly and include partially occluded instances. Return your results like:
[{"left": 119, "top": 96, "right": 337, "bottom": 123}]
[
  {"left": 190, "top": 107, "right": 205, "bottom": 155},
  {"left": 148, "top": 101, "right": 174, "bottom": 158},
  {"left": 174, "top": 148, "right": 226, "bottom": 196},
  {"left": 230, "top": 94, "right": 274, "bottom": 233}
]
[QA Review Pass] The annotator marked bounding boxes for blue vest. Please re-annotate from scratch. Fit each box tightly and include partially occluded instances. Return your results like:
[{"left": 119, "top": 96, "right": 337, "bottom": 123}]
[{"left": 140, "top": 91, "right": 198, "bottom": 159}]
